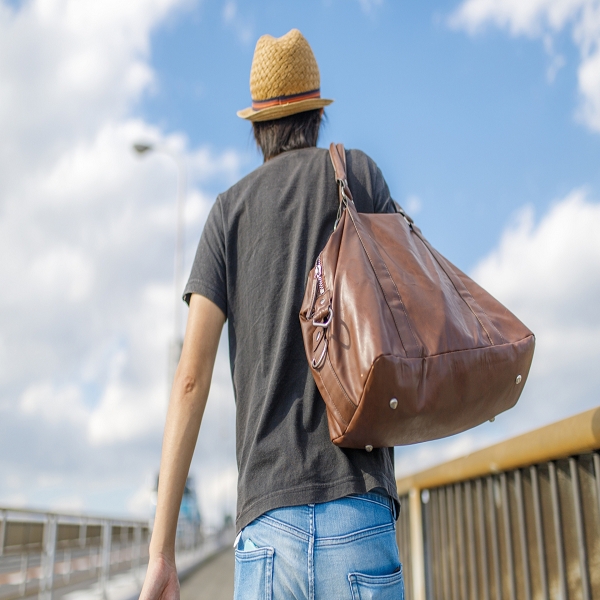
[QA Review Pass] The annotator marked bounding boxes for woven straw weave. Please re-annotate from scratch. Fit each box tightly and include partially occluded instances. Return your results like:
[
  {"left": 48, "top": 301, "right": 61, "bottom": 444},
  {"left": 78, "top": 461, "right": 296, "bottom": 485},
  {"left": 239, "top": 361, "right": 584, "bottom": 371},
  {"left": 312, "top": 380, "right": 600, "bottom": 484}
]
[
  {"left": 237, "top": 29, "right": 333, "bottom": 121},
  {"left": 250, "top": 29, "right": 320, "bottom": 101}
]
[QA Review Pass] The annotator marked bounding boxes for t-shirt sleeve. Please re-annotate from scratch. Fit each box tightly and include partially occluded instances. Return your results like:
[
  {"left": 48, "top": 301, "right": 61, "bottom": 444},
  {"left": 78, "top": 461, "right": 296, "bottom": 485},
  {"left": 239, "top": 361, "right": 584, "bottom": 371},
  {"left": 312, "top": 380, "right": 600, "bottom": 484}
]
[
  {"left": 347, "top": 149, "right": 398, "bottom": 215},
  {"left": 183, "top": 196, "right": 227, "bottom": 317},
  {"left": 369, "top": 157, "right": 398, "bottom": 215}
]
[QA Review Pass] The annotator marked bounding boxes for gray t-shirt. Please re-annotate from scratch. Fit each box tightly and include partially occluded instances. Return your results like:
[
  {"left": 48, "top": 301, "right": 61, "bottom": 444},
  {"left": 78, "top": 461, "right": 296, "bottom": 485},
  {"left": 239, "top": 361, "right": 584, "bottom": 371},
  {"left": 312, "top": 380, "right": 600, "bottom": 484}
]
[{"left": 184, "top": 146, "right": 400, "bottom": 532}]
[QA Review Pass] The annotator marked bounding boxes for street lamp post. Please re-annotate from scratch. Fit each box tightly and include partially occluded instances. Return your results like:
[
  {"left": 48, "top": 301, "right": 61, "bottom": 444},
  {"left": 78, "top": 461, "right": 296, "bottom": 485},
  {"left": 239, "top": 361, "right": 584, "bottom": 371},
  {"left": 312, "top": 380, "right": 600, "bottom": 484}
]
[{"left": 133, "top": 142, "right": 187, "bottom": 390}]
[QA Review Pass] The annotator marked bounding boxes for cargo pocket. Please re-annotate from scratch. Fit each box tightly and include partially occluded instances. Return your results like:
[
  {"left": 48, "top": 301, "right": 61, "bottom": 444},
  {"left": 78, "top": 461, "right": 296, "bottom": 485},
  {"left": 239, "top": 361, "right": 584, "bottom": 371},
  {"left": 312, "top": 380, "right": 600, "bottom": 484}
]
[
  {"left": 234, "top": 545, "right": 274, "bottom": 600},
  {"left": 348, "top": 565, "right": 404, "bottom": 600}
]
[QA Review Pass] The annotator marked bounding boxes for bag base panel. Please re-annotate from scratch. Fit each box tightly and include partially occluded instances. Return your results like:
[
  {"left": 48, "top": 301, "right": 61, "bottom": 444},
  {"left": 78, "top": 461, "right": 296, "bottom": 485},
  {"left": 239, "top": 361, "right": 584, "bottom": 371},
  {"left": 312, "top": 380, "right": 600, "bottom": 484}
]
[{"left": 330, "top": 335, "right": 535, "bottom": 448}]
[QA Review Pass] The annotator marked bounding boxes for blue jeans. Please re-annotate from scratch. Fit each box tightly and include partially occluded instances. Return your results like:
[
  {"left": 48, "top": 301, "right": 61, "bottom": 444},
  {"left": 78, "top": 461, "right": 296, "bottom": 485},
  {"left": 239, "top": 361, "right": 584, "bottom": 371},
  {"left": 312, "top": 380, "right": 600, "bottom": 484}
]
[{"left": 234, "top": 492, "right": 404, "bottom": 599}]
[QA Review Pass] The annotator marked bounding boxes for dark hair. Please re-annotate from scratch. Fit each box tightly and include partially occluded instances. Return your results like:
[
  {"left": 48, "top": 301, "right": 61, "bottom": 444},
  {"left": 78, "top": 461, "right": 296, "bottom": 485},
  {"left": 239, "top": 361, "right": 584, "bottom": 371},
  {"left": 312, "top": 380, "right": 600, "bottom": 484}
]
[{"left": 252, "top": 109, "right": 324, "bottom": 162}]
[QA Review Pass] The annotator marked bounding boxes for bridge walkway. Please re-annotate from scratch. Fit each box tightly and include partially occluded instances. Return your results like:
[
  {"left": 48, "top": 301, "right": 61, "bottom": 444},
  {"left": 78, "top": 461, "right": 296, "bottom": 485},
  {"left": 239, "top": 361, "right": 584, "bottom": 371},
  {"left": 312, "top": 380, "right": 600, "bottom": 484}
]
[{"left": 180, "top": 548, "right": 233, "bottom": 600}]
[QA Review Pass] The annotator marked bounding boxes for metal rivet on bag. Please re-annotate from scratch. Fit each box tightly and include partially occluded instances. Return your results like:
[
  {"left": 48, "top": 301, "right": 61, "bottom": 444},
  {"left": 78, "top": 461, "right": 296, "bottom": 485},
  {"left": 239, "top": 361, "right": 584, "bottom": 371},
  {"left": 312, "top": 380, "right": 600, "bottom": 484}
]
[
  {"left": 320, "top": 298, "right": 325, "bottom": 305},
  {"left": 489, "top": 417, "right": 495, "bottom": 423},
  {"left": 389, "top": 398, "right": 398, "bottom": 410},
  {"left": 365, "top": 445, "right": 373, "bottom": 452},
  {"left": 516, "top": 374, "right": 522, "bottom": 385}
]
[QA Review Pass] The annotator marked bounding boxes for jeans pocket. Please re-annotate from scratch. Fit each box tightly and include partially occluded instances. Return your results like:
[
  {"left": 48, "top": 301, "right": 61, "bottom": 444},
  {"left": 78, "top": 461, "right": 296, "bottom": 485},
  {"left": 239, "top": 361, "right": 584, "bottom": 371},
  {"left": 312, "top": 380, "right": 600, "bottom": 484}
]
[
  {"left": 234, "top": 546, "right": 275, "bottom": 600},
  {"left": 348, "top": 565, "right": 404, "bottom": 600}
]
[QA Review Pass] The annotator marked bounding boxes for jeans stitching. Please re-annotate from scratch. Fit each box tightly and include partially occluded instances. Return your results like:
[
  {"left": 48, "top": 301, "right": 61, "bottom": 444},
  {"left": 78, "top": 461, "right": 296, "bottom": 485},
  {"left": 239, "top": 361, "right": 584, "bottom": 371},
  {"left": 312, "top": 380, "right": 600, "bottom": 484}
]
[
  {"left": 235, "top": 548, "right": 274, "bottom": 560},
  {"left": 308, "top": 504, "right": 315, "bottom": 600},
  {"left": 349, "top": 573, "right": 359, "bottom": 600},
  {"left": 236, "top": 499, "right": 401, "bottom": 599},
  {"left": 254, "top": 514, "right": 309, "bottom": 542},
  {"left": 349, "top": 493, "right": 394, "bottom": 516},
  {"left": 315, "top": 522, "right": 396, "bottom": 546},
  {"left": 349, "top": 567, "right": 404, "bottom": 583},
  {"left": 265, "top": 552, "right": 273, "bottom": 600}
]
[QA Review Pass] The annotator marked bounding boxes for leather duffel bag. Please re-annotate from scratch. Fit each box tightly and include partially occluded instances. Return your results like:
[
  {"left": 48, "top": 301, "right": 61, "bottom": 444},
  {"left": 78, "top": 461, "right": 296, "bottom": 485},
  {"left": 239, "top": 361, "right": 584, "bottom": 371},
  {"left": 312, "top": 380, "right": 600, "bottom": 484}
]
[{"left": 299, "top": 143, "right": 535, "bottom": 450}]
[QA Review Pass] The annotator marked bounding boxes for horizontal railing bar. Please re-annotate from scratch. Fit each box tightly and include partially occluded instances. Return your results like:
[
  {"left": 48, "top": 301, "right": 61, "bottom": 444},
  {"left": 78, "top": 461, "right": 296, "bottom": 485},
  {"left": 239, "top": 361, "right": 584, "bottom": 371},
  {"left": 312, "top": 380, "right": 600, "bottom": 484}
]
[
  {"left": 0, "top": 508, "right": 146, "bottom": 527},
  {"left": 397, "top": 406, "right": 600, "bottom": 495}
]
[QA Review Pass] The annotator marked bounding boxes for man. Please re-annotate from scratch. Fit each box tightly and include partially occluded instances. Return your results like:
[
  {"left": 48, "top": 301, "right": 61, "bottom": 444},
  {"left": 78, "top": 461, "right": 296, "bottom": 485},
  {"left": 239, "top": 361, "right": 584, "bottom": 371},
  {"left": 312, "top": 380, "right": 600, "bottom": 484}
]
[{"left": 140, "top": 29, "right": 404, "bottom": 599}]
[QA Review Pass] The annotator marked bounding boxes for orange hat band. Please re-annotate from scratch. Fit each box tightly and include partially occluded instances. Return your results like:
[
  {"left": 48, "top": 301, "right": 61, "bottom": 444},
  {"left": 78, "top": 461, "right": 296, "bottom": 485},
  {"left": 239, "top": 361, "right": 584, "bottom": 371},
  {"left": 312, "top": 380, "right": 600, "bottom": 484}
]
[{"left": 251, "top": 88, "right": 321, "bottom": 110}]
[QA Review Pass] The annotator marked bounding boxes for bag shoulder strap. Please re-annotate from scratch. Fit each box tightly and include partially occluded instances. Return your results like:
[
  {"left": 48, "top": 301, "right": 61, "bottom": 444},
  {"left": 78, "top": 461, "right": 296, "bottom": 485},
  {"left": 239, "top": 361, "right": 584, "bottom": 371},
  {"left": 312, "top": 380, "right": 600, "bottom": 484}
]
[{"left": 329, "top": 143, "right": 353, "bottom": 206}]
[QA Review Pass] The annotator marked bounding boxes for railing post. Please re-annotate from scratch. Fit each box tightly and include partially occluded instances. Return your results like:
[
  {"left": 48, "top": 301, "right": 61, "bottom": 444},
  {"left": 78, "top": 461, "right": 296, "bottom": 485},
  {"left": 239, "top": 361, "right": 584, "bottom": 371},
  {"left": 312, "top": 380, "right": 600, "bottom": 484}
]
[
  {"left": 39, "top": 514, "right": 57, "bottom": 600},
  {"left": 409, "top": 487, "right": 426, "bottom": 600},
  {"left": 133, "top": 525, "right": 142, "bottom": 587},
  {"left": 19, "top": 552, "right": 29, "bottom": 596},
  {"left": 79, "top": 520, "right": 87, "bottom": 548},
  {"left": 0, "top": 509, "right": 6, "bottom": 557},
  {"left": 100, "top": 520, "right": 112, "bottom": 600}
]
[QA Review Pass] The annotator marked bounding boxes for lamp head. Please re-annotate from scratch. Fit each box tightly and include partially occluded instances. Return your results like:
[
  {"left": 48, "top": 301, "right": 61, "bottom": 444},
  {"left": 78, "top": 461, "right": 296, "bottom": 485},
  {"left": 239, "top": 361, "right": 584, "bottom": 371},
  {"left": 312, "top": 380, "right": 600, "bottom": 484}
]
[{"left": 133, "top": 143, "right": 153, "bottom": 155}]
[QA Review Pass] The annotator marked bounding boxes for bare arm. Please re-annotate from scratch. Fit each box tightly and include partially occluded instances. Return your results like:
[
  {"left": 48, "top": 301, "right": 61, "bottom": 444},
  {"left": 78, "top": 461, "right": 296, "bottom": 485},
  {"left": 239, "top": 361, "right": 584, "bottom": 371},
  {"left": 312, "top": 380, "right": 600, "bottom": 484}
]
[{"left": 140, "top": 294, "right": 226, "bottom": 600}]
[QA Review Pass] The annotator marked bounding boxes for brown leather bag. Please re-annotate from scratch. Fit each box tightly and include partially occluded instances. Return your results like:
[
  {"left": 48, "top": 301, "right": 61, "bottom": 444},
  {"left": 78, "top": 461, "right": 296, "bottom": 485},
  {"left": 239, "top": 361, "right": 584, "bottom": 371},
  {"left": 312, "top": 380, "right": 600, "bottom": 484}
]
[{"left": 299, "top": 143, "right": 535, "bottom": 450}]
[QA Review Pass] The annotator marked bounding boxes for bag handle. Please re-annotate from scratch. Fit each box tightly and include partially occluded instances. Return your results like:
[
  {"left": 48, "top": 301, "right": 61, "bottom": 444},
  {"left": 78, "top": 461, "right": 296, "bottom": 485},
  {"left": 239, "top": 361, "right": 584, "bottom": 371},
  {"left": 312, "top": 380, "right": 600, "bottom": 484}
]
[{"left": 329, "top": 144, "right": 353, "bottom": 228}]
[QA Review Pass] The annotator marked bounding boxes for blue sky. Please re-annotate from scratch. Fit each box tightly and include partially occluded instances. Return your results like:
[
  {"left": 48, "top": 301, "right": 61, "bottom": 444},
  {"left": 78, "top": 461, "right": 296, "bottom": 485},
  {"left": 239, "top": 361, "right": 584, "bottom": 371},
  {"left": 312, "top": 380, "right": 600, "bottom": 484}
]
[
  {"left": 1, "top": 0, "right": 600, "bottom": 525},
  {"left": 141, "top": 0, "right": 600, "bottom": 268}
]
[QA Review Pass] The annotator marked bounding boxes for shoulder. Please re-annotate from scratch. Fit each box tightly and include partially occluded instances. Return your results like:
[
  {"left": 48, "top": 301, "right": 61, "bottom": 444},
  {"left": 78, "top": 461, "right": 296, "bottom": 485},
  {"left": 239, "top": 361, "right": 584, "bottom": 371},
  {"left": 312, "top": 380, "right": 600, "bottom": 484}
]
[
  {"left": 345, "top": 148, "right": 382, "bottom": 177},
  {"left": 345, "top": 147, "right": 386, "bottom": 190},
  {"left": 344, "top": 147, "right": 395, "bottom": 214},
  {"left": 237, "top": 147, "right": 329, "bottom": 186},
  {"left": 218, "top": 147, "right": 330, "bottom": 208}
]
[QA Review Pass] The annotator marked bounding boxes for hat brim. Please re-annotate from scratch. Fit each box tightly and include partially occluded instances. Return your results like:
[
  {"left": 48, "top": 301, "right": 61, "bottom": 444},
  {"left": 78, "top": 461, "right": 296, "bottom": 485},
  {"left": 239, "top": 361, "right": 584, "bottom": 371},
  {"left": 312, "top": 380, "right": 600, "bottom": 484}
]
[{"left": 237, "top": 97, "right": 333, "bottom": 122}]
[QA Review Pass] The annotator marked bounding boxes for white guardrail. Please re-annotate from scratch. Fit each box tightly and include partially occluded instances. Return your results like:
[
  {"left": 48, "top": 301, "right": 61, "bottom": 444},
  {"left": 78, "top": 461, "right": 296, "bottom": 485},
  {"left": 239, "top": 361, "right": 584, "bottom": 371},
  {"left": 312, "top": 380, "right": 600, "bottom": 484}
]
[{"left": 0, "top": 507, "right": 234, "bottom": 600}]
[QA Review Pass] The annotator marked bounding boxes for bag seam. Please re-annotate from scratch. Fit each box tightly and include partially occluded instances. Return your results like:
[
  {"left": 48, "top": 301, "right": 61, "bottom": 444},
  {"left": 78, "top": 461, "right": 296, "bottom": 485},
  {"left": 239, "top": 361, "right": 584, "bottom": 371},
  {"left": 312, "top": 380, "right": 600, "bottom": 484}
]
[
  {"left": 347, "top": 206, "right": 420, "bottom": 357},
  {"left": 316, "top": 368, "right": 349, "bottom": 427},
  {"left": 413, "top": 229, "right": 506, "bottom": 345}
]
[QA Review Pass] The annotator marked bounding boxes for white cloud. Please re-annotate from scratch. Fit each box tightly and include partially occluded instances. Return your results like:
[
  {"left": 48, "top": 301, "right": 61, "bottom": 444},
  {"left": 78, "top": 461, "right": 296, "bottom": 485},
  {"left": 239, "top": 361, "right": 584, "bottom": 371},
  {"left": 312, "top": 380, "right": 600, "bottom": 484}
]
[
  {"left": 0, "top": 0, "right": 243, "bottom": 526},
  {"left": 449, "top": 0, "right": 600, "bottom": 132},
  {"left": 471, "top": 189, "right": 600, "bottom": 417},
  {"left": 397, "top": 189, "right": 600, "bottom": 477},
  {"left": 222, "top": 0, "right": 253, "bottom": 45},
  {"left": 405, "top": 194, "right": 423, "bottom": 215},
  {"left": 20, "top": 382, "right": 90, "bottom": 425},
  {"left": 196, "top": 465, "right": 237, "bottom": 529},
  {"left": 29, "top": 246, "right": 94, "bottom": 303},
  {"left": 472, "top": 189, "right": 600, "bottom": 328},
  {"left": 544, "top": 33, "right": 567, "bottom": 80},
  {"left": 127, "top": 480, "right": 156, "bottom": 517},
  {"left": 357, "top": 0, "right": 383, "bottom": 14},
  {"left": 50, "top": 495, "right": 85, "bottom": 513}
]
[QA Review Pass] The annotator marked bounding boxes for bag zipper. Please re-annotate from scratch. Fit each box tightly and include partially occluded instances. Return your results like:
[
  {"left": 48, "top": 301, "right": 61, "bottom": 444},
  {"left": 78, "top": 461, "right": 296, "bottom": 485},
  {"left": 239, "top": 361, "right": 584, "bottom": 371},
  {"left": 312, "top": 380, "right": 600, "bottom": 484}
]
[{"left": 315, "top": 255, "right": 325, "bottom": 296}]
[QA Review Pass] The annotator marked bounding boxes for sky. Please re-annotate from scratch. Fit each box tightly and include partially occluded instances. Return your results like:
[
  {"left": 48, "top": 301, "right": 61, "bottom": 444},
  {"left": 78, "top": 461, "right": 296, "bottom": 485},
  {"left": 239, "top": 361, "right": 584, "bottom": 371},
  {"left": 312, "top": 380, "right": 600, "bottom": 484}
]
[{"left": 1, "top": 0, "right": 600, "bottom": 528}]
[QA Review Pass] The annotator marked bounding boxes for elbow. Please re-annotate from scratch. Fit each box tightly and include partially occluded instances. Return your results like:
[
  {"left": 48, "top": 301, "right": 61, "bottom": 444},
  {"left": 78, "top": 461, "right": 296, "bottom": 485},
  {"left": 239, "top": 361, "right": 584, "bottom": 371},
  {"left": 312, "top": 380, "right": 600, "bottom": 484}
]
[{"left": 174, "top": 372, "right": 198, "bottom": 398}]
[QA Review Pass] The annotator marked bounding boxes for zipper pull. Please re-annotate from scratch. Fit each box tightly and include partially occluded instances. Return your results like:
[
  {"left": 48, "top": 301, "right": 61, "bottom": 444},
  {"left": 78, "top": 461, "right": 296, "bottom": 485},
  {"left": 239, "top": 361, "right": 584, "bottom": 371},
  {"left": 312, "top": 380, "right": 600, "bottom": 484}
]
[{"left": 315, "top": 258, "right": 322, "bottom": 278}]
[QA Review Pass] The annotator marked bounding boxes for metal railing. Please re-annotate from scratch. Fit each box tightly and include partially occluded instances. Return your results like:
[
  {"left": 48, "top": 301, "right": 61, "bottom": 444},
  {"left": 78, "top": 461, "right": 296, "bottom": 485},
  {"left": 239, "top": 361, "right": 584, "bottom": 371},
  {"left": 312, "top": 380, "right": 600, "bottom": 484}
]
[
  {"left": 0, "top": 508, "right": 151, "bottom": 600},
  {"left": 396, "top": 406, "right": 600, "bottom": 600}
]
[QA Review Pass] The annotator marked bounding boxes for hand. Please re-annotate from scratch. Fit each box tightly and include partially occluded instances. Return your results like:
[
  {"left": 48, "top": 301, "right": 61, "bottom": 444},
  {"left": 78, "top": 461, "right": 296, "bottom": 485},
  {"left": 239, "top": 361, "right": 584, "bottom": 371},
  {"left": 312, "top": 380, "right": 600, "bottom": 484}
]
[{"left": 139, "top": 553, "right": 180, "bottom": 600}]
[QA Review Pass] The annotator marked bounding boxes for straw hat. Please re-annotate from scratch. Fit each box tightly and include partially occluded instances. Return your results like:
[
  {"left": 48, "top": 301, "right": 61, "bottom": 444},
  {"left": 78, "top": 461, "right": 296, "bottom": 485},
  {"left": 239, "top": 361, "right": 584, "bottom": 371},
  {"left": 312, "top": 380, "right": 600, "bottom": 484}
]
[{"left": 237, "top": 29, "right": 333, "bottom": 122}]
